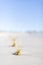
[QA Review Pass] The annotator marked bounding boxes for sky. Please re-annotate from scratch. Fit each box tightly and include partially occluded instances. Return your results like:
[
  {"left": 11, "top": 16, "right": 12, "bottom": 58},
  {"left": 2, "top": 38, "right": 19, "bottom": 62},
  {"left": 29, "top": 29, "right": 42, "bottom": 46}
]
[{"left": 0, "top": 0, "right": 43, "bottom": 32}]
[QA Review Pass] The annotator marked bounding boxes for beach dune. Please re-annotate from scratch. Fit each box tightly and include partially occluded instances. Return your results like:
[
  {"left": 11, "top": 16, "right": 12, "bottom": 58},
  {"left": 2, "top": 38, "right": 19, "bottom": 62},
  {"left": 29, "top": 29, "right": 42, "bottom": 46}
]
[{"left": 0, "top": 32, "right": 43, "bottom": 65}]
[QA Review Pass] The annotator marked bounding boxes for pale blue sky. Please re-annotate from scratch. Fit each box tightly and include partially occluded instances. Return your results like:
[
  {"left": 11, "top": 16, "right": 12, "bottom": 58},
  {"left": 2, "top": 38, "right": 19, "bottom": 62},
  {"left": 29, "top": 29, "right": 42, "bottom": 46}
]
[{"left": 0, "top": 0, "right": 43, "bottom": 32}]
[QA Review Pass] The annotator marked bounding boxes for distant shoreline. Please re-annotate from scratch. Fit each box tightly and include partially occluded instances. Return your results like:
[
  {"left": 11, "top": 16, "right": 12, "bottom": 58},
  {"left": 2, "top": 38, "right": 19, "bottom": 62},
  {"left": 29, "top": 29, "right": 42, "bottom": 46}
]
[{"left": 0, "top": 31, "right": 43, "bottom": 33}]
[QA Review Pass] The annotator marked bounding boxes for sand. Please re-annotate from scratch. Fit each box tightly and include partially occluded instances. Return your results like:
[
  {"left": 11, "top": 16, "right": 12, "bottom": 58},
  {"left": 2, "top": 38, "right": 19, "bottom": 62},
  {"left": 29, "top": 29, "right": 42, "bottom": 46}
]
[{"left": 0, "top": 32, "right": 43, "bottom": 65}]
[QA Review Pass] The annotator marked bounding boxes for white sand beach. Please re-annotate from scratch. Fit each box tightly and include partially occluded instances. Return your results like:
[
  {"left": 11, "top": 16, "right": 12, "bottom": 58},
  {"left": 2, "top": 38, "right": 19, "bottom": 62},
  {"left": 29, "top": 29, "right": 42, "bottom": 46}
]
[{"left": 0, "top": 32, "right": 43, "bottom": 65}]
